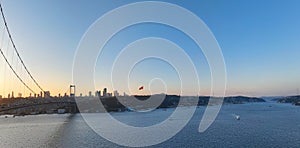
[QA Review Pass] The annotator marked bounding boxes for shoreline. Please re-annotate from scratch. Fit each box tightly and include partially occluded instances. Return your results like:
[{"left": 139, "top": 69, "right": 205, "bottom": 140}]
[{"left": 1, "top": 95, "right": 299, "bottom": 116}]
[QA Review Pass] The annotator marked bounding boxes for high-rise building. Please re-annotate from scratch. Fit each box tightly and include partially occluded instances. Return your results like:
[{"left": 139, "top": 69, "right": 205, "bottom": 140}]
[
  {"left": 113, "top": 90, "right": 119, "bottom": 97},
  {"left": 18, "top": 93, "right": 22, "bottom": 98},
  {"left": 123, "top": 92, "right": 129, "bottom": 96},
  {"left": 95, "top": 91, "right": 101, "bottom": 97},
  {"left": 44, "top": 91, "right": 51, "bottom": 98},
  {"left": 103, "top": 88, "right": 107, "bottom": 97}
]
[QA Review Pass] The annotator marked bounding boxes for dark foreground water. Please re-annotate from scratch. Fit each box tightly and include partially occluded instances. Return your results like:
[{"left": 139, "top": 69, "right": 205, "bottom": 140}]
[{"left": 1, "top": 102, "right": 300, "bottom": 148}]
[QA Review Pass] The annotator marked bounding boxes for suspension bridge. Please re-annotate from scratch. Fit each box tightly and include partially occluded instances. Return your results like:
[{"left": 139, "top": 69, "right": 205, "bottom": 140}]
[{"left": 0, "top": 3, "right": 77, "bottom": 115}]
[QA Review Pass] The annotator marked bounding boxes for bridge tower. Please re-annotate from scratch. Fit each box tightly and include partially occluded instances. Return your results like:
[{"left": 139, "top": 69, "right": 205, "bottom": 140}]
[{"left": 70, "top": 85, "right": 76, "bottom": 97}]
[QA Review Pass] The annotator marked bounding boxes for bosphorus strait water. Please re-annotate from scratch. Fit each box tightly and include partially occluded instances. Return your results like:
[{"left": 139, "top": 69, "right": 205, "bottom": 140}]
[{"left": 1, "top": 102, "right": 300, "bottom": 148}]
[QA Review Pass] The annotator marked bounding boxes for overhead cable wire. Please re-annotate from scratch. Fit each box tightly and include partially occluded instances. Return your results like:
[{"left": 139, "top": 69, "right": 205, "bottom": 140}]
[{"left": 0, "top": 3, "right": 45, "bottom": 93}]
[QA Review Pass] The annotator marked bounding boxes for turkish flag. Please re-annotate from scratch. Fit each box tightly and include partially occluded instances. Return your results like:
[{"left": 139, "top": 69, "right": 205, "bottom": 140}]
[{"left": 139, "top": 86, "right": 144, "bottom": 90}]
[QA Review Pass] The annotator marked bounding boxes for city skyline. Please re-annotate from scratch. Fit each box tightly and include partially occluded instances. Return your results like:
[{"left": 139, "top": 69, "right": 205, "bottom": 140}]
[
  {"left": 0, "top": 87, "right": 168, "bottom": 99},
  {"left": 0, "top": 0, "right": 299, "bottom": 97}
]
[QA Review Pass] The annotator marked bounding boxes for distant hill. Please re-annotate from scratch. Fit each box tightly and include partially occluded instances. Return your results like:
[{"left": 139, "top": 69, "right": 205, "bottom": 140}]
[
  {"left": 128, "top": 95, "right": 266, "bottom": 108},
  {"left": 197, "top": 96, "right": 265, "bottom": 105},
  {"left": 100, "top": 95, "right": 267, "bottom": 111},
  {"left": 277, "top": 96, "right": 300, "bottom": 105},
  {"left": 260, "top": 96, "right": 285, "bottom": 102},
  {"left": 223, "top": 96, "right": 265, "bottom": 104}
]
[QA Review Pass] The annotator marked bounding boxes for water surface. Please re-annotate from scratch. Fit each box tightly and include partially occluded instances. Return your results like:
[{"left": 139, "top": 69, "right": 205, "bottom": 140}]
[{"left": 1, "top": 102, "right": 300, "bottom": 147}]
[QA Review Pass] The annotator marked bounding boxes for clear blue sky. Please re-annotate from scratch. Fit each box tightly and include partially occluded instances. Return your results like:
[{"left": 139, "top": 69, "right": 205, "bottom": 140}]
[{"left": 0, "top": 0, "right": 299, "bottom": 97}]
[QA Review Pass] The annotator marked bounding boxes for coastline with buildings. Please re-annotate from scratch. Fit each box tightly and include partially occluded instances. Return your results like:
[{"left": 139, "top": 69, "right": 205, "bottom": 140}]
[
  {"left": 1, "top": 86, "right": 300, "bottom": 116},
  {"left": 0, "top": 87, "right": 264, "bottom": 116}
]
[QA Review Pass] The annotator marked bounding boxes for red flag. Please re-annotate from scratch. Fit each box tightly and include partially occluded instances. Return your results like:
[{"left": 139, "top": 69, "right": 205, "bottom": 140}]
[{"left": 139, "top": 86, "right": 144, "bottom": 90}]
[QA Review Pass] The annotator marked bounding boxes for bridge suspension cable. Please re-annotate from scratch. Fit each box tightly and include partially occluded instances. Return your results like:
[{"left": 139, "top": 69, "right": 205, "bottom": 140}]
[
  {"left": 0, "top": 3, "right": 45, "bottom": 95},
  {"left": 0, "top": 48, "right": 36, "bottom": 94}
]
